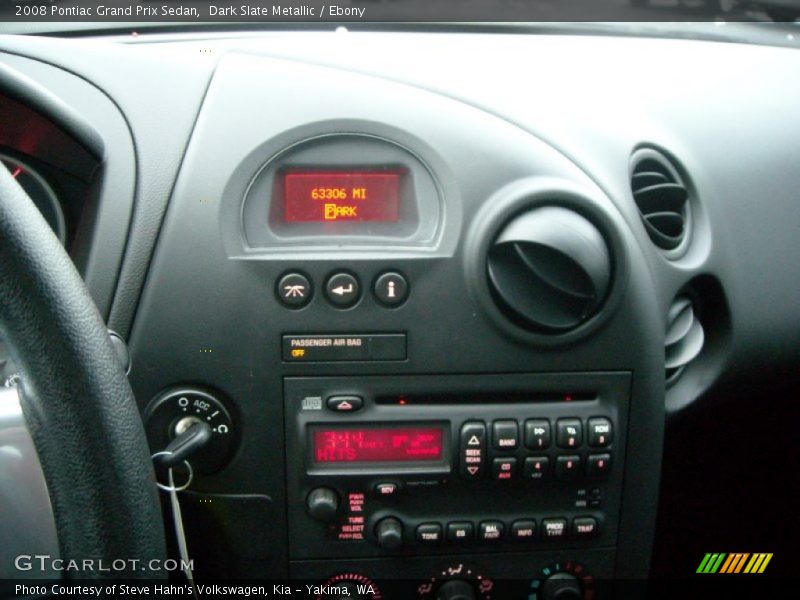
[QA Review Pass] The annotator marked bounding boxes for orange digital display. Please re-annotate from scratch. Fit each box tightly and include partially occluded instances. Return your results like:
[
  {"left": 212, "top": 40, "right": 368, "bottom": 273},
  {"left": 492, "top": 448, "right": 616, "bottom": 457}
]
[
  {"left": 313, "top": 426, "right": 443, "bottom": 463},
  {"left": 283, "top": 171, "right": 401, "bottom": 222}
]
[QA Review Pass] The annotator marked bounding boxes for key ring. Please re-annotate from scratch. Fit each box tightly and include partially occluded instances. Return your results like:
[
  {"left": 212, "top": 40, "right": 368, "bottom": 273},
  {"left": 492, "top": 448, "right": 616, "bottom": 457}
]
[{"left": 152, "top": 451, "right": 194, "bottom": 492}]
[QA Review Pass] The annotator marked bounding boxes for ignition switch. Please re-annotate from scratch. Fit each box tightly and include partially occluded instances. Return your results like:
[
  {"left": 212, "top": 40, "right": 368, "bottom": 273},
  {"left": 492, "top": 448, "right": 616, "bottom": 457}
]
[{"left": 144, "top": 387, "right": 236, "bottom": 475}]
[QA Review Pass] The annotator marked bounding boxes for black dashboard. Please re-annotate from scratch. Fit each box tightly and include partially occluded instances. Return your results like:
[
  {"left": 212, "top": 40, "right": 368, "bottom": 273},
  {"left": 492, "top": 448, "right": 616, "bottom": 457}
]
[{"left": 1, "top": 25, "right": 798, "bottom": 596}]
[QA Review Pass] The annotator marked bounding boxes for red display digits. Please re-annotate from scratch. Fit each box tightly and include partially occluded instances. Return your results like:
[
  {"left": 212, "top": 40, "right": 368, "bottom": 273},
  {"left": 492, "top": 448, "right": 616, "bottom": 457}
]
[
  {"left": 283, "top": 171, "right": 401, "bottom": 222},
  {"left": 313, "top": 427, "right": 443, "bottom": 463}
]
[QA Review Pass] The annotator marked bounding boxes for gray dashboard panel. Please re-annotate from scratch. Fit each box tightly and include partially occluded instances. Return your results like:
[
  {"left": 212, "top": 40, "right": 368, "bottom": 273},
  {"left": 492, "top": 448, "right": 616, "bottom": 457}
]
[{"left": 1, "top": 29, "right": 798, "bottom": 583}]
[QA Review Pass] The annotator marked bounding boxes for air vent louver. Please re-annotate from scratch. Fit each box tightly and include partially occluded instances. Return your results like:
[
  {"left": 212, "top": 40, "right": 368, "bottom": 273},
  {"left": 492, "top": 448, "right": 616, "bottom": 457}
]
[
  {"left": 631, "top": 150, "right": 690, "bottom": 251},
  {"left": 487, "top": 206, "right": 611, "bottom": 333},
  {"left": 665, "top": 296, "right": 704, "bottom": 382}
]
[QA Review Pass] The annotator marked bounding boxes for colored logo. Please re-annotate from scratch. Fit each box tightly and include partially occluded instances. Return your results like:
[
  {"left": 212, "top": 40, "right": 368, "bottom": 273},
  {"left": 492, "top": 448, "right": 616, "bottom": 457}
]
[{"left": 696, "top": 553, "right": 773, "bottom": 574}]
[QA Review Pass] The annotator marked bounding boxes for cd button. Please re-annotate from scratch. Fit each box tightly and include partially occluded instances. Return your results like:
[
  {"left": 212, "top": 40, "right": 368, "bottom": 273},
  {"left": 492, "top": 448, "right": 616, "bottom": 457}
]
[{"left": 492, "top": 457, "right": 517, "bottom": 481}]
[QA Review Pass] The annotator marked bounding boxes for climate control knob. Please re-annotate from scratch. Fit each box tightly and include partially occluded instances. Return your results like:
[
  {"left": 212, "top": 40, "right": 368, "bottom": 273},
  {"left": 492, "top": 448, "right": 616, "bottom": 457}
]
[
  {"left": 539, "top": 573, "right": 582, "bottom": 600},
  {"left": 374, "top": 517, "right": 403, "bottom": 549},
  {"left": 435, "top": 580, "right": 476, "bottom": 600},
  {"left": 306, "top": 487, "right": 339, "bottom": 523}
]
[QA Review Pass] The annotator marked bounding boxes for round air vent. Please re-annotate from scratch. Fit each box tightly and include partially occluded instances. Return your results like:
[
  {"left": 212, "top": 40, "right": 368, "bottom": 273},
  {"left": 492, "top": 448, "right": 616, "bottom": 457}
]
[
  {"left": 487, "top": 206, "right": 611, "bottom": 333},
  {"left": 631, "top": 149, "right": 690, "bottom": 251},
  {"left": 665, "top": 296, "right": 705, "bottom": 382}
]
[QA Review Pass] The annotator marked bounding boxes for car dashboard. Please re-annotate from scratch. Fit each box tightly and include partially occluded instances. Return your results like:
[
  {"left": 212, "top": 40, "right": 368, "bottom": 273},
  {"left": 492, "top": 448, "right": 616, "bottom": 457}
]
[{"left": 1, "top": 25, "right": 798, "bottom": 596}]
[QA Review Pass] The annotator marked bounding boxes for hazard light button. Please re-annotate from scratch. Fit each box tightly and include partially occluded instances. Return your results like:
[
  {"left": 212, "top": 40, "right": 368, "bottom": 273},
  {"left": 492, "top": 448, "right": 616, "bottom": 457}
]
[
  {"left": 460, "top": 421, "right": 486, "bottom": 480},
  {"left": 326, "top": 395, "right": 364, "bottom": 413}
]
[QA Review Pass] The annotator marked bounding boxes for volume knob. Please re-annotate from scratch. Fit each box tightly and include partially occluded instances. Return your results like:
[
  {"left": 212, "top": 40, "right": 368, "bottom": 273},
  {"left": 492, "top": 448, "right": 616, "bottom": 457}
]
[
  {"left": 306, "top": 487, "right": 339, "bottom": 523},
  {"left": 374, "top": 517, "right": 403, "bottom": 549}
]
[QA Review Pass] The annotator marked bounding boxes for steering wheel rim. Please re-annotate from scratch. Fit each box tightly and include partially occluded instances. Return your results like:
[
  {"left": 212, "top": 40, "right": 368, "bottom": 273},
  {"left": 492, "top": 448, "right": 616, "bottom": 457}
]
[{"left": 0, "top": 164, "right": 165, "bottom": 577}]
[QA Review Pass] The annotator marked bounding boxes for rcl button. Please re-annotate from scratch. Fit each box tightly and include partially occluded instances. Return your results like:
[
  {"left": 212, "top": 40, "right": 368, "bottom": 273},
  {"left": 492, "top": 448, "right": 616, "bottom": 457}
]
[
  {"left": 542, "top": 518, "right": 568, "bottom": 540},
  {"left": 588, "top": 418, "right": 613, "bottom": 447}
]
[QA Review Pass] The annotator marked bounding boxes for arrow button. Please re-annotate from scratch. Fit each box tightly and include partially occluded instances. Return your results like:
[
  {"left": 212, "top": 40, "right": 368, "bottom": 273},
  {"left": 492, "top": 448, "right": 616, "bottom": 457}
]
[
  {"left": 326, "top": 395, "right": 363, "bottom": 413},
  {"left": 459, "top": 421, "right": 486, "bottom": 480},
  {"left": 325, "top": 272, "right": 360, "bottom": 308}
]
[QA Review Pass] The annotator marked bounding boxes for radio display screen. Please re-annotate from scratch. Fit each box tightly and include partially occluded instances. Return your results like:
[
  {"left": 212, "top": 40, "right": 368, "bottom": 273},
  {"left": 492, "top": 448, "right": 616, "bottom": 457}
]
[
  {"left": 283, "top": 170, "right": 401, "bottom": 223},
  {"left": 312, "top": 426, "right": 443, "bottom": 464}
]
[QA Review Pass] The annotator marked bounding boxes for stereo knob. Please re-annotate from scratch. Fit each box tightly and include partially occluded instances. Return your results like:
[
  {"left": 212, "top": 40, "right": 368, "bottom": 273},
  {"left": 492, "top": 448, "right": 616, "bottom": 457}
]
[
  {"left": 435, "top": 580, "right": 476, "bottom": 600},
  {"left": 540, "top": 573, "right": 582, "bottom": 600},
  {"left": 374, "top": 517, "right": 403, "bottom": 549},
  {"left": 306, "top": 487, "right": 339, "bottom": 523}
]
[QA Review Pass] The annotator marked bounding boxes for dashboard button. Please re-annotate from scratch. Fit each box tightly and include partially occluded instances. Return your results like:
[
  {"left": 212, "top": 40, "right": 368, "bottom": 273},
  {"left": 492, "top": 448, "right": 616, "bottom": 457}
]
[
  {"left": 374, "top": 482, "right": 400, "bottom": 497},
  {"left": 523, "top": 456, "right": 550, "bottom": 482},
  {"left": 373, "top": 272, "right": 409, "bottom": 307},
  {"left": 447, "top": 521, "right": 474, "bottom": 542},
  {"left": 588, "top": 418, "right": 613, "bottom": 447},
  {"left": 511, "top": 519, "right": 537, "bottom": 541},
  {"left": 478, "top": 520, "right": 504, "bottom": 542},
  {"left": 276, "top": 272, "right": 312, "bottom": 308},
  {"left": 572, "top": 517, "right": 599, "bottom": 538},
  {"left": 492, "top": 419, "right": 519, "bottom": 450},
  {"left": 325, "top": 272, "right": 360, "bottom": 307},
  {"left": 555, "top": 455, "right": 582, "bottom": 481},
  {"left": 491, "top": 457, "right": 517, "bottom": 481},
  {"left": 541, "top": 518, "right": 568, "bottom": 540},
  {"left": 586, "top": 453, "right": 612, "bottom": 479},
  {"left": 556, "top": 418, "right": 583, "bottom": 449},
  {"left": 524, "top": 419, "right": 551, "bottom": 449},
  {"left": 460, "top": 421, "right": 486, "bottom": 480},
  {"left": 326, "top": 395, "right": 363, "bottom": 412},
  {"left": 416, "top": 523, "right": 443, "bottom": 544}
]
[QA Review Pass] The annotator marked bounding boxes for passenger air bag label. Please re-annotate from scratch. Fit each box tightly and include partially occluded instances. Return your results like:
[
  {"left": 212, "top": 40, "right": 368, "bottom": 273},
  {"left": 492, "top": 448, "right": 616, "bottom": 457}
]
[{"left": 282, "top": 334, "right": 406, "bottom": 362}]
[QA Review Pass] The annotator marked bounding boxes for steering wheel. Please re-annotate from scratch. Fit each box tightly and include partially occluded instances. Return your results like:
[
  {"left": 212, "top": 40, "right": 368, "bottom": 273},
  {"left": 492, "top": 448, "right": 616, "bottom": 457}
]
[{"left": 0, "top": 164, "right": 165, "bottom": 576}]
